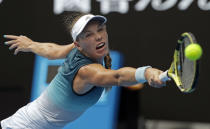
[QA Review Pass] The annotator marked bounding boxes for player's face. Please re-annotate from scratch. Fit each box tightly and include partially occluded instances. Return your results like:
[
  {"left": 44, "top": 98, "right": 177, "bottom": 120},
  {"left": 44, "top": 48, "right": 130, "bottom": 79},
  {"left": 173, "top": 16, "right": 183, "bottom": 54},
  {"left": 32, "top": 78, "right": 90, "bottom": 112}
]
[{"left": 75, "top": 21, "right": 109, "bottom": 61}]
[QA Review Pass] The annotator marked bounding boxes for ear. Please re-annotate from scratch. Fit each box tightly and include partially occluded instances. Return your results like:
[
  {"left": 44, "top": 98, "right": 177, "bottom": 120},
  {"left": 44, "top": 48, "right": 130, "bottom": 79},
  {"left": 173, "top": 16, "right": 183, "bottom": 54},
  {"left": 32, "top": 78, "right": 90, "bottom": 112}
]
[{"left": 74, "top": 41, "right": 82, "bottom": 51}]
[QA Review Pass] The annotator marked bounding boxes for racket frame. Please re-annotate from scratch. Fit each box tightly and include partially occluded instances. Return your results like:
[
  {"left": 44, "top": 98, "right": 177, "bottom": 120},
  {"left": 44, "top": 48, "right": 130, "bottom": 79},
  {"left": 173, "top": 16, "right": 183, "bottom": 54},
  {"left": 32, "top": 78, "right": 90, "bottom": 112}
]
[{"left": 166, "top": 32, "right": 198, "bottom": 93}]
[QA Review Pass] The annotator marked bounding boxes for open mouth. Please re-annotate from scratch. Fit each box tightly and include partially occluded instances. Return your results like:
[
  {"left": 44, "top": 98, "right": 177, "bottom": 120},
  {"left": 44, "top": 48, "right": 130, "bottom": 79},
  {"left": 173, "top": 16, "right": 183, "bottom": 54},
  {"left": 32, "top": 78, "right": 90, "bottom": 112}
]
[{"left": 96, "top": 42, "right": 105, "bottom": 50}]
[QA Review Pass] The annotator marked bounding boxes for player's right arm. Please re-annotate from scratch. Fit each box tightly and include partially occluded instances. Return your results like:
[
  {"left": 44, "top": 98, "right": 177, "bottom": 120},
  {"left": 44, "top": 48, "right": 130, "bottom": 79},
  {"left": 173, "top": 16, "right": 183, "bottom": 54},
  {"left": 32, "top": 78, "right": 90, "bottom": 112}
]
[
  {"left": 4, "top": 35, "right": 75, "bottom": 59},
  {"left": 75, "top": 63, "right": 165, "bottom": 93}
]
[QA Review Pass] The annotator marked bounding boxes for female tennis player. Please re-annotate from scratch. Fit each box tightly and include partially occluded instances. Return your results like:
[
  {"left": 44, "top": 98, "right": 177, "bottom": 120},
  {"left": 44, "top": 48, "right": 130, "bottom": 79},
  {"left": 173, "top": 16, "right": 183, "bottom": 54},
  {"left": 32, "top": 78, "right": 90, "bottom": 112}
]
[{"left": 1, "top": 12, "right": 165, "bottom": 129}]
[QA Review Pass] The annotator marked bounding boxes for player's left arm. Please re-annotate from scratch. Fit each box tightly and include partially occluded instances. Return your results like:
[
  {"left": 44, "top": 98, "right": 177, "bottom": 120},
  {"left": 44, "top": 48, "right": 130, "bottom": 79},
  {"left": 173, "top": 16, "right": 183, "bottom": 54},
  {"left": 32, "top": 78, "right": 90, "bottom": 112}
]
[{"left": 4, "top": 35, "right": 75, "bottom": 59}]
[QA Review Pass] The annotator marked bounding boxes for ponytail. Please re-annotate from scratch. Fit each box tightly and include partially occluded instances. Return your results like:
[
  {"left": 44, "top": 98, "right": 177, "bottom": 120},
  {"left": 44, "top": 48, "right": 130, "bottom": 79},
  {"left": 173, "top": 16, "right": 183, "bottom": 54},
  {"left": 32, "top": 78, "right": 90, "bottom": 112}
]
[{"left": 104, "top": 53, "right": 112, "bottom": 92}]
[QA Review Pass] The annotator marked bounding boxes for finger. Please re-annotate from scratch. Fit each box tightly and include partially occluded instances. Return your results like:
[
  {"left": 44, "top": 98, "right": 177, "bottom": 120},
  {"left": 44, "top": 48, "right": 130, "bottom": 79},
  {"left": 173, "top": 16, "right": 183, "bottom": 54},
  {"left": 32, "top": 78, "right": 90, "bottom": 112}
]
[
  {"left": 20, "top": 35, "right": 26, "bottom": 38},
  {"left": 154, "top": 72, "right": 165, "bottom": 84},
  {"left": 9, "top": 43, "right": 19, "bottom": 50},
  {"left": 4, "top": 40, "right": 18, "bottom": 45},
  {"left": 150, "top": 82, "right": 161, "bottom": 88},
  {"left": 150, "top": 77, "right": 165, "bottom": 88},
  {"left": 156, "top": 78, "right": 164, "bottom": 85},
  {"left": 14, "top": 48, "right": 21, "bottom": 55},
  {"left": 3, "top": 35, "right": 19, "bottom": 39},
  {"left": 151, "top": 81, "right": 164, "bottom": 88},
  {"left": 149, "top": 78, "right": 155, "bottom": 86},
  {"left": 155, "top": 81, "right": 166, "bottom": 87},
  {"left": 156, "top": 81, "right": 166, "bottom": 87}
]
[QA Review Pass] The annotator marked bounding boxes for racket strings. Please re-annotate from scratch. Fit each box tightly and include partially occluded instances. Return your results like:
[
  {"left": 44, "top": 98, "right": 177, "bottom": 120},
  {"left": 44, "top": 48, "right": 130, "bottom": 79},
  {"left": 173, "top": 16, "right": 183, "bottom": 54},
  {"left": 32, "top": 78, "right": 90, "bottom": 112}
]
[{"left": 180, "top": 33, "right": 198, "bottom": 92}]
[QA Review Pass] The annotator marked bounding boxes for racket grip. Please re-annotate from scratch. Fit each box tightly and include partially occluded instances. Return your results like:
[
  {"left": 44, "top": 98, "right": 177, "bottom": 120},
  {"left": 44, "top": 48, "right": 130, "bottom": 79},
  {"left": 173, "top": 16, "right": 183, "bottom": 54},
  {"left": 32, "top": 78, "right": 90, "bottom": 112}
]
[{"left": 159, "top": 70, "right": 171, "bottom": 82}]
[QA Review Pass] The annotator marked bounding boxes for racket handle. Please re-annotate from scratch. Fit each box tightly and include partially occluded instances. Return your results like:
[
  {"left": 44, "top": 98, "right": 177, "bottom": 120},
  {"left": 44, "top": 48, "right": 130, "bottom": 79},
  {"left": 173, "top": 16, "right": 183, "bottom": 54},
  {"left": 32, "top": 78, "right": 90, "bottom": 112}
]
[{"left": 159, "top": 70, "right": 171, "bottom": 82}]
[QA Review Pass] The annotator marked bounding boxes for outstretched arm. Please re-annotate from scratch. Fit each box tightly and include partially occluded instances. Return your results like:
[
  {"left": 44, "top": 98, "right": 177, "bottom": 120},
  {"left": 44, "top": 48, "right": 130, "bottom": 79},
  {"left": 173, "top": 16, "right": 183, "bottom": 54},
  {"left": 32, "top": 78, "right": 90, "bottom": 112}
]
[
  {"left": 4, "top": 35, "right": 75, "bottom": 59},
  {"left": 77, "top": 64, "right": 165, "bottom": 89}
]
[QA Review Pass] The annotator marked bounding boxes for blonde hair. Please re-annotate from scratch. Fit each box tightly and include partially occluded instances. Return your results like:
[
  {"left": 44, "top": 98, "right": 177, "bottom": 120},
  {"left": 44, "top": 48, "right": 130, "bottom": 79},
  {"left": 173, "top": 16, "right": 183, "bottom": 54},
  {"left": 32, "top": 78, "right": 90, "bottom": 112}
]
[
  {"left": 104, "top": 53, "right": 112, "bottom": 92},
  {"left": 62, "top": 12, "right": 87, "bottom": 40}
]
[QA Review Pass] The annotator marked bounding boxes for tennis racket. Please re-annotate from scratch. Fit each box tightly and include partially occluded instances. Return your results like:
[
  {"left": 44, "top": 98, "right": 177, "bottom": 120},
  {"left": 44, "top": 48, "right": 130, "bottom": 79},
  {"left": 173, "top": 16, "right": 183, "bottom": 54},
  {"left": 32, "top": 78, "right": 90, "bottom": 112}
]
[{"left": 159, "top": 32, "right": 200, "bottom": 93}]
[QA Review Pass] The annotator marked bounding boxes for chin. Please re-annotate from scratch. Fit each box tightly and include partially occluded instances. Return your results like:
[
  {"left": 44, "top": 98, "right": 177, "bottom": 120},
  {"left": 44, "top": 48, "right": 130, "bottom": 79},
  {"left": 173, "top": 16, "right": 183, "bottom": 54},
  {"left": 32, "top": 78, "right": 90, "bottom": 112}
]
[
  {"left": 103, "top": 48, "right": 110, "bottom": 57},
  {"left": 104, "top": 48, "right": 109, "bottom": 55},
  {"left": 92, "top": 46, "right": 109, "bottom": 60},
  {"left": 95, "top": 54, "right": 106, "bottom": 60}
]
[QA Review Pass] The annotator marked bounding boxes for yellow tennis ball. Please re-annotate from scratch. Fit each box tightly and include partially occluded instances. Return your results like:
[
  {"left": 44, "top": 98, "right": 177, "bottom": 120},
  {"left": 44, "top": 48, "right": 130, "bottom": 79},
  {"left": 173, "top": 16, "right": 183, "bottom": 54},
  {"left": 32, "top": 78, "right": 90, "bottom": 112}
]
[{"left": 185, "top": 43, "right": 202, "bottom": 61}]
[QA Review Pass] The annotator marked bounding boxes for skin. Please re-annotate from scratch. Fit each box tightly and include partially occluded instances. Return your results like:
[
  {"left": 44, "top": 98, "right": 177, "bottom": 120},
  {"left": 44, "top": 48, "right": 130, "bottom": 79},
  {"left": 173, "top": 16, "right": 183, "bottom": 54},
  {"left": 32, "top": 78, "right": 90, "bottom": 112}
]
[
  {"left": 74, "top": 21, "right": 109, "bottom": 62},
  {"left": 3, "top": 21, "right": 165, "bottom": 94},
  {"left": 72, "top": 20, "right": 165, "bottom": 94},
  {"left": 3, "top": 19, "right": 165, "bottom": 122},
  {"left": 4, "top": 35, "right": 75, "bottom": 59}
]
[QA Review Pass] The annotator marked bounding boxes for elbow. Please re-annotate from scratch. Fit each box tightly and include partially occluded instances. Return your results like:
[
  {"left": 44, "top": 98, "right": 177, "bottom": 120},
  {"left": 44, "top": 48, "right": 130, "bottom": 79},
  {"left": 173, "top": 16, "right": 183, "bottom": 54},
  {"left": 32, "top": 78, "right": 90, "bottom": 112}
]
[
  {"left": 45, "top": 53, "right": 56, "bottom": 60},
  {"left": 47, "top": 57, "right": 56, "bottom": 60},
  {"left": 46, "top": 51, "right": 64, "bottom": 60}
]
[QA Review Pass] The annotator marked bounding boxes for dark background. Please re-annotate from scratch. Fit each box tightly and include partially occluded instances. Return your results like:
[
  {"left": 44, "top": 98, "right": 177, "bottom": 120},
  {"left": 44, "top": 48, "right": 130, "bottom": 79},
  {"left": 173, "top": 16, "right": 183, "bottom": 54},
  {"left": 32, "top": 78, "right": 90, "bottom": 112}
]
[{"left": 0, "top": 0, "right": 210, "bottom": 128}]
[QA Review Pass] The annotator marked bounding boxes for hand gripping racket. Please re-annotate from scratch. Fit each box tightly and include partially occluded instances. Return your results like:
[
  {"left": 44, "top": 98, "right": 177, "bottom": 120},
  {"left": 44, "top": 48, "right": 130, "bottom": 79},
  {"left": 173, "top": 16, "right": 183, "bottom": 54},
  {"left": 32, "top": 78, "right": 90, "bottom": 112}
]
[{"left": 159, "top": 32, "right": 200, "bottom": 93}]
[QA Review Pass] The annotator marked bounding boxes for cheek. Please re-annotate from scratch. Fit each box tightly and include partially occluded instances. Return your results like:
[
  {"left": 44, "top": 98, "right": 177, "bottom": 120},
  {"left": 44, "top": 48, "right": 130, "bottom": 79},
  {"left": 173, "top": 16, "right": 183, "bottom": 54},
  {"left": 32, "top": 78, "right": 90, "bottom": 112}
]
[
  {"left": 83, "top": 41, "right": 95, "bottom": 51},
  {"left": 103, "top": 32, "right": 108, "bottom": 40}
]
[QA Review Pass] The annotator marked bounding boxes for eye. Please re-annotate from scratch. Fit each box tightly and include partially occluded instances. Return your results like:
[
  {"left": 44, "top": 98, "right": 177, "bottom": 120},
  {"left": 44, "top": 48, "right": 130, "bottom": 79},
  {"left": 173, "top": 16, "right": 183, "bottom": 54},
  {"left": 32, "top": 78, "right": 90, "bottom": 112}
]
[
  {"left": 98, "top": 26, "right": 105, "bottom": 32},
  {"left": 98, "top": 28, "right": 103, "bottom": 32},
  {"left": 85, "top": 33, "right": 92, "bottom": 38}
]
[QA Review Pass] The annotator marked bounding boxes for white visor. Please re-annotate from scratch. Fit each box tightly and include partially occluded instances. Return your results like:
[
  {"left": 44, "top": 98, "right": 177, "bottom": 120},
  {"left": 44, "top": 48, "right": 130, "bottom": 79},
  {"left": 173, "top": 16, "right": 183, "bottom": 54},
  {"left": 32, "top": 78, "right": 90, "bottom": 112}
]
[{"left": 71, "top": 14, "right": 107, "bottom": 41}]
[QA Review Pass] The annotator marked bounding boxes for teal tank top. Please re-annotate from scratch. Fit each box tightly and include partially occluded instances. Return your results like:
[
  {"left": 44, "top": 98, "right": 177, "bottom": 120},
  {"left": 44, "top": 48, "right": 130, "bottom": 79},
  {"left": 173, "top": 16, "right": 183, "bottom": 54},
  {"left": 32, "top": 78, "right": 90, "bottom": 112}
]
[{"left": 46, "top": 48, "right": 104, "bottom": 112}]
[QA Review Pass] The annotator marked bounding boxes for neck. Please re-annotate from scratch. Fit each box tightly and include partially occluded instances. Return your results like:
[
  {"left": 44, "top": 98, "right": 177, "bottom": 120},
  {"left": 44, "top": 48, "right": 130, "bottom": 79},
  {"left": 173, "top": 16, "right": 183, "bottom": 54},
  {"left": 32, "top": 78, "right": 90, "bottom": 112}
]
[
  {"left": 79, "top": 49, "right": 104, "bottom": 64},
  {"left": 96, "top": 58, "right": 104, "bottom": 64}
]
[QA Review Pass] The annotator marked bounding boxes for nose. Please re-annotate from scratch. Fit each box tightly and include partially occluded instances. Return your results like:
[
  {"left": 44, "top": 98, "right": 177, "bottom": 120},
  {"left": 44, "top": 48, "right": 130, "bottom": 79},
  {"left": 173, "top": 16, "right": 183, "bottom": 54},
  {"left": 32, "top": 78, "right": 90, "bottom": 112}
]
[{"left": 95, "top": 33, "right": 102, "bottom": 41}]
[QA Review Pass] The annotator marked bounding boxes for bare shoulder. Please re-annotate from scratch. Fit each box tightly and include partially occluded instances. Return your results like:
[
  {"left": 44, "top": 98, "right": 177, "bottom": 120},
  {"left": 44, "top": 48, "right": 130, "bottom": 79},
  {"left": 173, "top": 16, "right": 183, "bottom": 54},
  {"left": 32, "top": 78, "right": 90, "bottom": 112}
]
[
  {"left": 73, "top": 63, "right": 104, "bottom": 94},
  {"left": 60, "top": 43, "right": 75, "bottom": 49},
  {"left": 78, "top": 63, "right": 107, "bottom": 77},
  {"left": 77, "top": 63, "right": 118, "bottom": 87}
]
